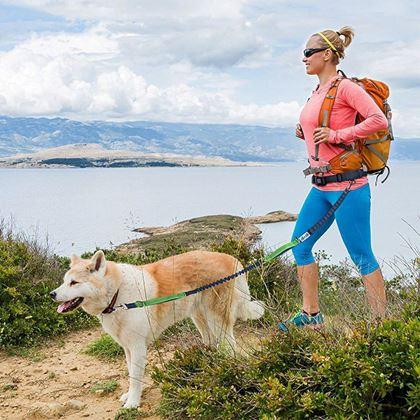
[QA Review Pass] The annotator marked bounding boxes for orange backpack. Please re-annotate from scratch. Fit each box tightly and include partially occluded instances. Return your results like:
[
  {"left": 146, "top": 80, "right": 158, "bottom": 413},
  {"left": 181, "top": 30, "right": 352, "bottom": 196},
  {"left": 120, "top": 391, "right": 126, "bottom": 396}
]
[{"left": 310, "top": 70, "right": 393, "bottom": 183}]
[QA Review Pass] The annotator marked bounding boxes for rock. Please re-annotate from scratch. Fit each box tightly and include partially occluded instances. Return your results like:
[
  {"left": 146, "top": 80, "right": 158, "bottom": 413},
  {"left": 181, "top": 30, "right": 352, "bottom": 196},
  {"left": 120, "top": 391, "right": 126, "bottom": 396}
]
[
  {"left": 47, "top": 402, "right": 66, "bottom": 414},
  {"left": 246, "top": 210, "right": 297, "bottom": 224},
  {"left": 65, "top": 399, "right": 86, "bottom": 410},
  {"left": 31, "top": 402, "right": 68, "bottom": 417},
  {"left": 95, "top": 389, "right": 105, "bottom": 396},
  {"left": 70, "top": 366, "right": 78, "bottom": 371}
]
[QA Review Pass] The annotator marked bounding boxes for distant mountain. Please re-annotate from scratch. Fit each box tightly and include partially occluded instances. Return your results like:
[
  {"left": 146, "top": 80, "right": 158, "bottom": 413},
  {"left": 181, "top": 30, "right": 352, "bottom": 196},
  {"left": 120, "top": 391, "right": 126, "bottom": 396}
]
[{"left": 0, "top": 115, "right": 419, "bottom": 161}]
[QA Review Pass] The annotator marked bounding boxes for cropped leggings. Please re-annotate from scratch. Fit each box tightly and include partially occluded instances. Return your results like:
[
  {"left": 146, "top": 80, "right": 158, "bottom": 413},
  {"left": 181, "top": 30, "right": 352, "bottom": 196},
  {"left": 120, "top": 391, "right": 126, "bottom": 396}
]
[{"left": 292, "top": 183, "right": 379, "bottom": 275}]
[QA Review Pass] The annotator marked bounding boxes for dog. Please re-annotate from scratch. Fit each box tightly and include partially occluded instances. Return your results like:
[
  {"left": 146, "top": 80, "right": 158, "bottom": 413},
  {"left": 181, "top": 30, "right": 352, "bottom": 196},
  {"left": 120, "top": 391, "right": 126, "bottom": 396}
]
[{"left": 50, "top": 249, "right": 264, "bottom": 408}]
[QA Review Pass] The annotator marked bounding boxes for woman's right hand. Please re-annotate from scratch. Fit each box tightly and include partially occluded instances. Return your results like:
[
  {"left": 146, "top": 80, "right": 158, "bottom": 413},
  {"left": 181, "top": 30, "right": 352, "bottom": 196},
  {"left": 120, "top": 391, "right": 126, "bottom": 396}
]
[{"left": 296, "top": 123, "right": 304, "bottom": 140}]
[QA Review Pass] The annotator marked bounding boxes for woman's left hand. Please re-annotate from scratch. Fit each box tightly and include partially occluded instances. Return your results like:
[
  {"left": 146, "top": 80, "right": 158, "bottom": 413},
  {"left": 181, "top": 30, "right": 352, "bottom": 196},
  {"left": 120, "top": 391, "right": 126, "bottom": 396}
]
[{"left": 313, "top": 127, "right": 331, "bottom": 145}]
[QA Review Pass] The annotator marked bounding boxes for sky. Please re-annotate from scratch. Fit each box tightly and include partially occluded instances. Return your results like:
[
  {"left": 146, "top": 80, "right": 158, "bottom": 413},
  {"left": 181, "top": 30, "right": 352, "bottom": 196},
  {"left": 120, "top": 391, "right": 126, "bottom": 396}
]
[{"left": 0, "top": 0, "right": 418, "bottom": 137}]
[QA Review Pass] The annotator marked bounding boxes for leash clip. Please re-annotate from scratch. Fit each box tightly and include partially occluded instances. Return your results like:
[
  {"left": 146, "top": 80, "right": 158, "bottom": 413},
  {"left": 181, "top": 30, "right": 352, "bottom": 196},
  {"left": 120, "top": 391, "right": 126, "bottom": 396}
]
[{"left": 113, "top": 304, "right": 129, "bottom": 310}]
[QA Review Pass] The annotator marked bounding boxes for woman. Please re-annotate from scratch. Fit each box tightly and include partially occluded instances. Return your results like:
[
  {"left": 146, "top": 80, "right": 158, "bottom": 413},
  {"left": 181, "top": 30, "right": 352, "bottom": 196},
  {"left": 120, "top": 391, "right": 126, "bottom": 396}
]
[{"left": 279, "top": 27, "right": 388, "bottom": 331}]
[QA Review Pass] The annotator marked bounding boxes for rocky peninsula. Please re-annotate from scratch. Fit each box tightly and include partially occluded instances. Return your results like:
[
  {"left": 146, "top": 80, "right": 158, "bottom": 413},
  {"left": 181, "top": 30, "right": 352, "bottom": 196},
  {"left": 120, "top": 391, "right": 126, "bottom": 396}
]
[{"left": 116, "top": 211, "right": 297, "bottom": 254}]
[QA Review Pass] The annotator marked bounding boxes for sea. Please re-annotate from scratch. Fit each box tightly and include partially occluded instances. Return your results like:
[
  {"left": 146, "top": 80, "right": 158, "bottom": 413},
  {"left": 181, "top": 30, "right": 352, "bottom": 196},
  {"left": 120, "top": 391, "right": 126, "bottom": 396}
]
[{"left": 1, "top": 162, "right": 418, "bottom": 279}]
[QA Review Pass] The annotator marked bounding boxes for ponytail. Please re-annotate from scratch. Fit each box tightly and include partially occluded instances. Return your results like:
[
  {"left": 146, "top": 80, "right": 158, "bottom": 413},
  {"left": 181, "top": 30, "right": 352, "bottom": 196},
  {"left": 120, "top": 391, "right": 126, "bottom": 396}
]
[{"left": 314, "top": 26, "right": 355, "bottom": 64}]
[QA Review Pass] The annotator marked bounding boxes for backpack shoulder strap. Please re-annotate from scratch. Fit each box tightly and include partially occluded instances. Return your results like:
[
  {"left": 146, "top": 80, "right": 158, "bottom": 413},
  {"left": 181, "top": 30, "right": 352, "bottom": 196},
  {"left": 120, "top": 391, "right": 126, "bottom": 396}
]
[
  {"left": 313, "top": 77, "right": 343, "bottom": 161},
  {"left": 318, "top": 77, "right": 342, "bottom": 128}
]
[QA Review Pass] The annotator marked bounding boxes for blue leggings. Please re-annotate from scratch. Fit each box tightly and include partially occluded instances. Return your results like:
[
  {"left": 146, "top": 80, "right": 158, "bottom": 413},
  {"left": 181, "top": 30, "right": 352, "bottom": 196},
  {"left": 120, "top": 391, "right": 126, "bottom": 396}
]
[{"left": 292, "top": 183, "right": 379, "bottom": 275}]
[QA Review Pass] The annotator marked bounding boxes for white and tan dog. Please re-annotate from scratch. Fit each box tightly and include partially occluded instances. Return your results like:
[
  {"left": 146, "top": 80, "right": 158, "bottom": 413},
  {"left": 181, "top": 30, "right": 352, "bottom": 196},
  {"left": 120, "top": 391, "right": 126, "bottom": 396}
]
[{"left": 50, "top": 249, "right": 264, "bottom": 408}]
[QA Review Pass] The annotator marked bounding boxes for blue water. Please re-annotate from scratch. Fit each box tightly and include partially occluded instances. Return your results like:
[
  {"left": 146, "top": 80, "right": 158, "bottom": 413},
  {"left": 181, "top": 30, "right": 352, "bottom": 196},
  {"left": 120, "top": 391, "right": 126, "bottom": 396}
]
[{"left": 0, "top": 163, "right": 418, "bottom": 278}]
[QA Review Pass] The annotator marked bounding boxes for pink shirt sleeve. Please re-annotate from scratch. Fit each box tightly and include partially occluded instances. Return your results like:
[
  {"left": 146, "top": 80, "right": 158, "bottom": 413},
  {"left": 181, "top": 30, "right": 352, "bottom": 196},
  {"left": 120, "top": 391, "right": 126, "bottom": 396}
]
[{"left": 328, "top": 80, "right": 388, "bottom": 145}]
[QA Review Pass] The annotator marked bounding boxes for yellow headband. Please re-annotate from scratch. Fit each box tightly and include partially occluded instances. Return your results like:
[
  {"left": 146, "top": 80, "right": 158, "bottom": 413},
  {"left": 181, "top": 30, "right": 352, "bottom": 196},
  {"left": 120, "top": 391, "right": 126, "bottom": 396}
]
[{"left": 317, "top": 32, "right": 339, "bottom": 55}]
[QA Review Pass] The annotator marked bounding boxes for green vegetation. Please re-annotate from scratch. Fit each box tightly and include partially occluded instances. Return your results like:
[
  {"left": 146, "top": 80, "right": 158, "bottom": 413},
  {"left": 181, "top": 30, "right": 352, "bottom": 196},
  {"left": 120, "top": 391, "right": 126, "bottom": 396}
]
[
  {"left": 117, "top": 215, "right": 249, "bottom": 255},
  {"left": 91, "top": 379, "right": 119, "bottom": 394},
  {"left": 40, "top": 158, "right": 183, "bottom": 168},
  {"left": 153, "top": 316, "right": 420, "bottom": 419},
  {"left": 2, "top": 215, "right": 419, "bottom": 418},
  {"left": 0, "top": 222, "right": 96, "bottom": 348},
  {"left": 151, "top": 238, "right": 420, "bottom": 418},
  {"left": 83, "top": 333, "right": 124, "bottom": 360},
  {"left": 114, "top": 407, "right": 149, "bottom": 419}
]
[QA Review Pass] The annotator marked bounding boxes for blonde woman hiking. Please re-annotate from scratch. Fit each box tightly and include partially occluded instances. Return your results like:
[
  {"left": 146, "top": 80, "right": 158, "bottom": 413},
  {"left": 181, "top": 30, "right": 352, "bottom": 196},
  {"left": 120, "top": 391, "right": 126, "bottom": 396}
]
[{"left": 279, "top": 27, "right": 388, "bottom": 331}]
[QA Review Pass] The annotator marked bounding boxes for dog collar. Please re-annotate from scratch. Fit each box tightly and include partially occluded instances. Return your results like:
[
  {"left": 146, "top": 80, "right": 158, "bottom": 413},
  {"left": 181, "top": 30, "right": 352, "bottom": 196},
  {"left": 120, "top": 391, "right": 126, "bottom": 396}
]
[{"left": 102, "top": 289, "right": 119, "bottom": 314}]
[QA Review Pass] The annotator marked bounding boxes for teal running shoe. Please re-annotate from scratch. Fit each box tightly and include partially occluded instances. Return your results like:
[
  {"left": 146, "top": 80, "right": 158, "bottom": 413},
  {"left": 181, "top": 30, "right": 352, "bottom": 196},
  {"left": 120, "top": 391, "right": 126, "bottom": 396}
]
[{"left": 278, "top": 310, "right": 324, "bottom": 332}]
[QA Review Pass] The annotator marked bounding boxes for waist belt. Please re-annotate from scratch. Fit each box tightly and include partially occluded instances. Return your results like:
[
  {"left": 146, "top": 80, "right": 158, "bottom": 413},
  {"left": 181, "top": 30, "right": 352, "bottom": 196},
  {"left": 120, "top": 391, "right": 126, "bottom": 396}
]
[
  {"left": 312, "top": 169, "right": 367, "bottom": 186},
  {"left": 303, "top": 164, "right": 331, "bottom": 176}
]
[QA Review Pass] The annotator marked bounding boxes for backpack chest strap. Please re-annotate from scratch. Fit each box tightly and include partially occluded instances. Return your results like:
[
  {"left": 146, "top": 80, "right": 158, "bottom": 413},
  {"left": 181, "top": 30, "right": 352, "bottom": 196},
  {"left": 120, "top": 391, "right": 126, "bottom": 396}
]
[{"left": 303, "top": 164, "right": 332, "bottom": 176}]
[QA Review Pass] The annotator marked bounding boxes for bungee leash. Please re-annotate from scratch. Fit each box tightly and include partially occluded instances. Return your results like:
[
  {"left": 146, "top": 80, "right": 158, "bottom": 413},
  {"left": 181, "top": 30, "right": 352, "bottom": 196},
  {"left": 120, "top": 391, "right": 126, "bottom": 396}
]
[{"left": 110, "top": 181, "right": 354, "bottom": 312}]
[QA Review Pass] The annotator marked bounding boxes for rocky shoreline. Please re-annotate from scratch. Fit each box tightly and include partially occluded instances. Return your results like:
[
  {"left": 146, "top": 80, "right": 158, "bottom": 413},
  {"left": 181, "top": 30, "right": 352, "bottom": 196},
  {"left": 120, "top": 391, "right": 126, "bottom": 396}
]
[
  {"left": 0, "top": 143, "right": 268, "bottom": 168},
  {"left": 116, "top": 211, "right": 297, "bottom": 255}
]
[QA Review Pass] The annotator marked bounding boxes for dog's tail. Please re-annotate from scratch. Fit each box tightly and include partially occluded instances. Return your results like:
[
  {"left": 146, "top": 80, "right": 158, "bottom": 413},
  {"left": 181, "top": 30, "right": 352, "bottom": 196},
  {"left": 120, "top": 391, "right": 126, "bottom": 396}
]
[
  {"left": 234, "top": 261, "right": 265, "bottom": 320},
  {"left": 238, "top": 299, "right": 265, "bottom": 320}
]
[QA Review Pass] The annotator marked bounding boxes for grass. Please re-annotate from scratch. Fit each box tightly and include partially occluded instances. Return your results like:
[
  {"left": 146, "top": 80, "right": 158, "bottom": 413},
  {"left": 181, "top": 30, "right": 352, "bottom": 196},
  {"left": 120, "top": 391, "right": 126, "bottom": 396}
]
[
  {"left": 2, "top": 384, "right": 18, "bottom": 391},
  {"left": 83, "top": 334, "right": 124, "bottom": 360},
  {"left": 114, "top": 408, "right": 149, "bottom": 419},
  {"left": 91, "top": 380, "right": 119, "bottom": 394},
  {"left": 3, "top": 346, "right": 46, "bottom": 362}
]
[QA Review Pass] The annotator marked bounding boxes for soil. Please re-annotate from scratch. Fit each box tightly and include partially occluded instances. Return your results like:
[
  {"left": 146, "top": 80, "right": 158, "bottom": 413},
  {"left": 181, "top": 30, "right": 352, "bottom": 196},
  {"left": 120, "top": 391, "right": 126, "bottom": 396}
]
[
  {"left": 0, "top": 324, "right": 267, "bottom": 420},
  {"left": 0, "top": 328, "right": 162, "bottom": 419}
]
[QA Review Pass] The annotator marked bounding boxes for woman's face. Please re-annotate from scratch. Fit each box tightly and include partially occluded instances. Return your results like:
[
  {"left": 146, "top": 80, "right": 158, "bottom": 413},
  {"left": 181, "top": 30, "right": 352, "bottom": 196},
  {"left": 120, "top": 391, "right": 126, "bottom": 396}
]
[{"left": 303, "top": 36, "right": 329, "bottom": 75}]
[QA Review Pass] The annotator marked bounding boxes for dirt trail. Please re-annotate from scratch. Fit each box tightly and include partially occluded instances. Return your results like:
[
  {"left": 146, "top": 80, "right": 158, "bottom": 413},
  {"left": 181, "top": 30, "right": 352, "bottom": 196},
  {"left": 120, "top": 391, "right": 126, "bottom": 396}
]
[{"left": 0, "top": 328, "right": 161, "bottom": 419}]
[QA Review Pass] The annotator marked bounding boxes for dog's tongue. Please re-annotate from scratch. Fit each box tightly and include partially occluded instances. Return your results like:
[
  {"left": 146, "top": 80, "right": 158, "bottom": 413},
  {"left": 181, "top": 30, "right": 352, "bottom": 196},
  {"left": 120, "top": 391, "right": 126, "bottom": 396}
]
[{"left": 57, "top": 301, "right": 72, "bottom": 313}]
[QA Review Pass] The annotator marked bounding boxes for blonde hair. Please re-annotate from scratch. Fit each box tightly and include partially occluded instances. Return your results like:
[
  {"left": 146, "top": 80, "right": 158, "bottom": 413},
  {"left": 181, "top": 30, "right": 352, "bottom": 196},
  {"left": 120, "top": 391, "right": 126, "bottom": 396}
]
[{"left": 313, "top": 26, "right": 354, "bottom": 64}]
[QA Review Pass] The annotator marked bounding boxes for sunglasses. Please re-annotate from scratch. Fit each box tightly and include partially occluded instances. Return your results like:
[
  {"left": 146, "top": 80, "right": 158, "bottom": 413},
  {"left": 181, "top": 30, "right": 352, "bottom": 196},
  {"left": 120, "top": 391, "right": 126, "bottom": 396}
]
[{"left": 303, "top": 47, "right": 327, "bottom": 58}]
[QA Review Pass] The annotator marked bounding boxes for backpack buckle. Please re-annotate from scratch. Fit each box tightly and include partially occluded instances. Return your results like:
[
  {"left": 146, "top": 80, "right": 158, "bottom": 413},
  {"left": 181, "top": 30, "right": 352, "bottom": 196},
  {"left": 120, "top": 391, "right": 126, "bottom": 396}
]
[{"left": 312, "top": 175, "right": 327, "bottom": 186}]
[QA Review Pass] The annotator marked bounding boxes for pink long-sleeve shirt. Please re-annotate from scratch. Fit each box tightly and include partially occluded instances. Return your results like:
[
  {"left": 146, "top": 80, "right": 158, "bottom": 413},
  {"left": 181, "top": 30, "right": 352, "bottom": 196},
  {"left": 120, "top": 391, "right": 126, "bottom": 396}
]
[{"left": 299, "top": 74, "right": 388, "bottom": 191}]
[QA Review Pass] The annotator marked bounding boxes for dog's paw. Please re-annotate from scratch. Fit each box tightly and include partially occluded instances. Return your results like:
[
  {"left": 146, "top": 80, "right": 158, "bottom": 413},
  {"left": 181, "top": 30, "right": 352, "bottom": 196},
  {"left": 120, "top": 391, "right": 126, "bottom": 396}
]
[
  {"left": 119, "top": 392, "right": 128, "bottom": 403},
  {"left": 123, "top": 400, "right": 139, "bottom": 409}
]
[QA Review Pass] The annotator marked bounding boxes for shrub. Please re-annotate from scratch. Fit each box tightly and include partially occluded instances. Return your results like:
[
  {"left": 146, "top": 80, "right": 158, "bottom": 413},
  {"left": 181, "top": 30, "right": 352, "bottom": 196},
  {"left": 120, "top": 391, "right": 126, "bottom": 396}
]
[
  {"left": 0, "top": 223, "right": 96, "bottom": 348},
  {"left": 153, "top": 318, "right": 420, "bottom": 419}
]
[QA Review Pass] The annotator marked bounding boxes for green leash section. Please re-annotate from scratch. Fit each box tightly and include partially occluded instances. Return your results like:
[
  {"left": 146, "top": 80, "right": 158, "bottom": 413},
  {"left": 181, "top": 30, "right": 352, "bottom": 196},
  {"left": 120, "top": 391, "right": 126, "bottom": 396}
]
[
  {"left": 116, "top": 182, "right": 354, "bottom": 312},
  {"left": 263, "top": 238, "right": 299, "bottom": 263},
  {"left": 129, "top": 292, "right": 187, "bottom": 309}
]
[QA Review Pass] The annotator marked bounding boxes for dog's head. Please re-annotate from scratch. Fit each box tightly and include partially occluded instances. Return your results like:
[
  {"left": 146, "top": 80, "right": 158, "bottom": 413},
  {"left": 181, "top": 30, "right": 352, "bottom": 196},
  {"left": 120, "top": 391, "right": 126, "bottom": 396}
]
[{"left": 50, "top": 250, "right": 113, "bottom": 315}]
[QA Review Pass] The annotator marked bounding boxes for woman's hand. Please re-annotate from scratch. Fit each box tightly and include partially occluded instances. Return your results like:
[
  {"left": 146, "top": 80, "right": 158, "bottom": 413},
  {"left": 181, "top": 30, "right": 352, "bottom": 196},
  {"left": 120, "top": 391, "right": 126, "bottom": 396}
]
[
  {"left": 296, "top": 123, "right": 304, "bottom": 140},
  {"left": 313, "top": 127, "right": 331, "bottom": 145}
]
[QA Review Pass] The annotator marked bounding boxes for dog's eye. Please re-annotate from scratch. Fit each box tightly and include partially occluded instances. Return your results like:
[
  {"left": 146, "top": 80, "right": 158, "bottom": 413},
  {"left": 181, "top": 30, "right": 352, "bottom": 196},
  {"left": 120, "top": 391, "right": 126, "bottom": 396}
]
[{"left": 70, "top": 280, "right": 78, "bottom": 286}]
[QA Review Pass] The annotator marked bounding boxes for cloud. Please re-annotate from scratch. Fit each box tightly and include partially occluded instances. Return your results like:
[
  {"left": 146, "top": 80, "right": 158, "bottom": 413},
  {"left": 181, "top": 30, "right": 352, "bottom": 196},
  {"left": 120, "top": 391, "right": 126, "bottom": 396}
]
[
  {"left": 2, "top": 1, "right": 267, "bottom": 69},
  {"left": 0, "top": 1, "right": 419, "bottom": 135},
  {"left": 0, "top": 26, "right": 299, "bottom": 125},
  {"left": 4, "top": 0, "right": 246, "bottom": 21}
]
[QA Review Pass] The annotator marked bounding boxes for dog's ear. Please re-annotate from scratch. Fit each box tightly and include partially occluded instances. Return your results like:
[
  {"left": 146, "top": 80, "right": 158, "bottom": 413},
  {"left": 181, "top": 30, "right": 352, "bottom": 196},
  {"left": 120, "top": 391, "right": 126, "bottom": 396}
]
[
  {"left": 89, "top": 250, "right": 107, "bottom": 276},
  {"left": 70, "top": 254, "right": 82, "bottom": 267}
]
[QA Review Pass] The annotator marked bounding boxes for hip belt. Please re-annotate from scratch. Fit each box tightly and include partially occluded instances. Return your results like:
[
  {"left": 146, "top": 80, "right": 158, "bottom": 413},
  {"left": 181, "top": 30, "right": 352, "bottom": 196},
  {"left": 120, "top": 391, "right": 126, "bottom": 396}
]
[{"left": 311, "top": 169, "right": 367, "bottom": 186}]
